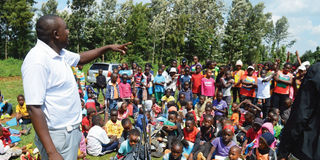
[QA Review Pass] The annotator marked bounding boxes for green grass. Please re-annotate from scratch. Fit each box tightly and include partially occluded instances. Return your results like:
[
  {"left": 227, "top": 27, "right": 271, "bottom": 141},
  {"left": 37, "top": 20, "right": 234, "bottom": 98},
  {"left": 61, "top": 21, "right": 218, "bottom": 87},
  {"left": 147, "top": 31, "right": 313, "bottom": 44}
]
[{"left": 0, "top": 58, "right": 23, "bottom": 77}]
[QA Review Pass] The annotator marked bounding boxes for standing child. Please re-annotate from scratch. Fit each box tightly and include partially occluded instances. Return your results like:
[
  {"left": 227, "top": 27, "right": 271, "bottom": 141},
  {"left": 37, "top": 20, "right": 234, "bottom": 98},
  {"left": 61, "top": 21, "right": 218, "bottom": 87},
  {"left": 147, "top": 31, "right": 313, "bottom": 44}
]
[
  {"left": 143, "top": 66, "right": 154, "bottom": 99},
  {"left": 166, "top": 68, "right": 179, "bottom": 96},
  {"left": 119, "top": 74, "right": 132, "bottom": 100},
  {"left": 239, "top": 66, "right": 258, "bottom": 102},
  {"left": 96, "top": 69, "right": 107, "bottom": 99},
  {"left": 179, "top": 81, "right": 193, "bottom": 102},
  {"left": 201, "top": 69, "right": 215, "bottom": 99},
  {"left": 154, "top": 69, "right": 166, "bottom": 103},
  {"left": 191, "top": 65, "right": 204, "bottom": 98},
  {"left": 87, "top": 115, "right": 118, "bottom": 156},
  {"left": 220, "top": 70, "right": 234, "bottom": 107},
  {"left": 206, "top": 125, "right": 237, "bottom": 160},
  {"left": 179, "top": 67, "right": 192, "bottom": 90},
  {"left": 105, "top": 109, "right": 123, "bottom": 139},
  {"left": 106, "top": 73, "right": 120, "bottom": 112},
  {"left": 257, "top": 69, "right": 273, "bottom": 118},
  {"left": 232, "top": 60, "right": 245, "bottom": 103},
  {"left": 134, "top": 67, "right": 145, "bottom": 102}
]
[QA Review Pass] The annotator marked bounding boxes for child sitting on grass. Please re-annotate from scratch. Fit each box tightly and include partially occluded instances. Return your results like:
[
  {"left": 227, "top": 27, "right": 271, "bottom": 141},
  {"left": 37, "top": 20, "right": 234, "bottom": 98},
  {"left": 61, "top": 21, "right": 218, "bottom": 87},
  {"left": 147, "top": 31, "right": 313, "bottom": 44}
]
[
  {"left": 206, "top": 125, "right": 237, "bottom": 160},
  {"left": 163, "top": 111, "right": 183, "bottom": 149},
  {"left": 151, "top": 97, "right": 161, "bottom": 117},
  {"left": 118, "top": 101, "right": 129, "bottom": 121},
  {"left": 15, "top": 94, "right": 31, "bottom": 135},
  {"left": 87, "top": 115, "right": 119, "bottom": 156},
  {"left": 230, "top": 103, "right": 240, "bottom": 126},
  {"left": 163, "top": 139, "right": 186, "bottom": 160},
  {"left": 81, "top": 108, "right": 96, "bottom": 137},
  {"left": 199, "top": 103, "right": 214, "bottom": 127},
  {"left": 105, "top": 109, "right": 123, "bottom": 139},
  {"left": 227, "top": 146, "right": 242, "bottom": 160},
  {"left": 183, "top": 101, "right": 197, "bottom": 122},
  {"left": 246, "top": 132, "right": 277, "bottom": 160},
  {"left": 161, "top": 89, "right": 175, "bottom": 111},
  {"left": 116, "top": 129, "right": 141, "bottom": 159},
  {"left": 189, "top": 115, "right": 215, "bottom": 160}
]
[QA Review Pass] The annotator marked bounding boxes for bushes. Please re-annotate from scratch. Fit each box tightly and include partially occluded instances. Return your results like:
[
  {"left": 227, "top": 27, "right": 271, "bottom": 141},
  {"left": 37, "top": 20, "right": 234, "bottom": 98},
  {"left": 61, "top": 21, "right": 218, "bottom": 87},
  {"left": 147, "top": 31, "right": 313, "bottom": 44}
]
[{"left": 0, "top": 58, "right": 23, "bottom": 77}]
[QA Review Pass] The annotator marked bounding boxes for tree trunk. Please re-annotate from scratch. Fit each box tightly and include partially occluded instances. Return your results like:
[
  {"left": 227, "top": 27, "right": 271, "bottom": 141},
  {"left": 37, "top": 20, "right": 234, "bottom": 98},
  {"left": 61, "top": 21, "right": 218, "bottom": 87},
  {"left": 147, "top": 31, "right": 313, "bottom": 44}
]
[{"left": 5, "top": 35, "right": 8, "bottom": 59}]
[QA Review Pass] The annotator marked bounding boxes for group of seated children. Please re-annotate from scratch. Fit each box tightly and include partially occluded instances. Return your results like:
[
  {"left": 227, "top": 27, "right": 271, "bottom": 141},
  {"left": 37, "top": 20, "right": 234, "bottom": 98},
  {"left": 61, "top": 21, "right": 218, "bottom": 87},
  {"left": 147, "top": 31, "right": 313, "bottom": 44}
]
[{"left": 79, "top": 84, "right": 288, "bottom": 160}]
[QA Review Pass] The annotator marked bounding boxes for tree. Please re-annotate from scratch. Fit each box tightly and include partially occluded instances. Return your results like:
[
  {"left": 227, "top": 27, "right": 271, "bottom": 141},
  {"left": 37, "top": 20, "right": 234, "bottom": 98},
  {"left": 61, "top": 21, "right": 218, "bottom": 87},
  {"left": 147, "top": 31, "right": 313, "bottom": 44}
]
[
  {"left": 0, "top": 0, "right": 35, "bottom": 59},
  {"left": 39, "top": 0, "right": 58, "bottom": 16}
]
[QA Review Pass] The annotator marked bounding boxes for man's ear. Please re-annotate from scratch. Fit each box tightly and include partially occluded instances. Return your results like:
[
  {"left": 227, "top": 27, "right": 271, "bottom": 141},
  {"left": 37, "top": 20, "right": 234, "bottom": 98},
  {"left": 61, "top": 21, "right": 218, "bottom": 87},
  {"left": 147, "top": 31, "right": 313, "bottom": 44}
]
[{"left": 53, "top": 30, "right": 59, "bottom": 40}]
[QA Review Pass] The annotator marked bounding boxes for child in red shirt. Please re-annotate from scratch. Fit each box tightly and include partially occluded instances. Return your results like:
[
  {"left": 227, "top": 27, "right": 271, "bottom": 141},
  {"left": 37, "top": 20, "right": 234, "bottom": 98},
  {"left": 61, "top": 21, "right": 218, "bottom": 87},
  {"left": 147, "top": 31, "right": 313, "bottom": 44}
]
[
  {"left": 81, "top": 108, "right": 96, "bottom": 137},
  {"left": 0, "top": 125, "right": 11, "bottom": 147},
  {"left": 191, "top": 65, "right": 203, "bottom": 96},
  {"left": 183, "top": 118, "right": 200, "bottom": 143}
]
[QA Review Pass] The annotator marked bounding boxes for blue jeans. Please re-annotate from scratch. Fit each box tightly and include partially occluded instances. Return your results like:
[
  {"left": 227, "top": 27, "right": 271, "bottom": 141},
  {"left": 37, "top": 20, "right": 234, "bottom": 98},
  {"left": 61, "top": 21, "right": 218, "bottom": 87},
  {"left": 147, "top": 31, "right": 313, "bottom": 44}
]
[
  {"left": 108, "top": 99, "right": 118, "bottom": 112},
  {"left": 101, "top": 141, "right": 119, "bottom": 153},
  {"left": 1, "top": 103, "right": 12, "bottom": 115},
  {"left": 136, "top": 87, "right": 142, "bottom": 102}
]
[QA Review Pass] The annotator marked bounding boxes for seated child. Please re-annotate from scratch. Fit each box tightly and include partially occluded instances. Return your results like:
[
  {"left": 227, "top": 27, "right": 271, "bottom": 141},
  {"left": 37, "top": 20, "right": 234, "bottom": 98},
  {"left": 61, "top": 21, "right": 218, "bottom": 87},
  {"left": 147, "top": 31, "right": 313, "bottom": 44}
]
[
  {"left": 199, "top": 104, "right": 214, "bottom": 127},
  {"left": 0, "top": 125, "right": 11, "bottom": 148},
  {"left": 151, "top": 97, "right": 161, "bottom": 117},
  {"left": 242, "top": 118, "right": 263, "bottom": 153},
  {"left": 82, "top": 108, "right": 96, "bottom": 137},
  {"left": 183, "top": 117, "right": 200, "bottom": 145},
  {"left": 280, "top": 97, "right": 292, "bottom": 125},
  {"left": 0, "top": 93, "right": 12, "bottom": 119},
  {"left": 135, "top": 107, "right": 148, "bottom": 131},
  {"left": 161, "top": 89, "right": 175, "bottom": 110},
  {"left": 118, "top": 101, "right": 129, "bottom": 121},
  {"left": 163, "top": 138, "right": 186, "bottom": 160},
  {"left": 105, "top": 109, "right": 123, "bottom": 139},
  {"left": 15, "top": 95, "right": 31, "bottom": 125},
  {"left": 236, "top": 112, "right": 255, "bottom": 145},
  {"left": 87, "top": 115, "right": 118, "bottom": 156},
  {"left": 119, "top": 118, "right": 135, "bottom": 144},
  {"left": 116, "top": 129, "right": 141, "bottom": 159},
  {"left": 86, "top": 93, "right": 99, "bottom": 113},
  {"left": 177, "top": 93, "right": 186, "bottom": 110},
  {"left": 168, "top": 101, "right": 178, "bottom": 113},
  {"left": 183, "top": 101, "right": 197, "bottom": 122},
  {"left": 253, "top": 122, "right": 276, "bottom": 149},
  {"left": 227, "top": 146, "right": 242, "bottom": 160},
  {"left": 189, "top": 115, "right": 215, "bottom": 160},
  {"left": 207, "top": 125, "right": 237, "bottom": 160},
  {"left": 271, "top": 114, "right": 283, "bottom": 140},
  {"left": 213, "top": 91, "right": 228, "bottom": 122},
  {"left": 246, "top": 132, "right": 277, "bottom": 160},
  {"left": 194, "top": 95, "right": 206, "bottom": 121},
  {"left": 230, "top": 103, "right": 240, "bottom": 126},
  {"left": 163, "top": 111, "right": 183, "bottom": 149}
]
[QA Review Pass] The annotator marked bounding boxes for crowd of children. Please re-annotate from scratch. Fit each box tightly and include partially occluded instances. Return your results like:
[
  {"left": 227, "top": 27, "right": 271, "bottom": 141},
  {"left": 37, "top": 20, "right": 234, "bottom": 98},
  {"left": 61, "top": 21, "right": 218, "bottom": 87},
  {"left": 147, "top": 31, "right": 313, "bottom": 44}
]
[
  {"left": 0, "top": 54, "right": 310, "bottom": 159},
  {"left": 72, "top": 55, "right": 310, "bottom": 160}
]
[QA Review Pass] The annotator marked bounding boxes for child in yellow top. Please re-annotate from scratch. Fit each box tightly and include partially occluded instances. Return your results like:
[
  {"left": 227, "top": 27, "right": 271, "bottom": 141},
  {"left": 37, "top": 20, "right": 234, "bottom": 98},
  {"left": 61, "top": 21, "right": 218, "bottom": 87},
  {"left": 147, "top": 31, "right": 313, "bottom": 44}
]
[
  {"left": 105, "top": 108, "right": 123, "bottom": 139},
  {"left": 15, "top": 95, "right": 31, "bottom": 125}
]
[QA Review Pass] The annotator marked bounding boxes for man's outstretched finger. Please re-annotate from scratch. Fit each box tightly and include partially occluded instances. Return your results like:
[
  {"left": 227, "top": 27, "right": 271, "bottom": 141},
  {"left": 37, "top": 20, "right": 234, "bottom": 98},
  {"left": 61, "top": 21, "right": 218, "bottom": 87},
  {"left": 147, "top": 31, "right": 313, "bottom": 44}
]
[{"left": 123, "top": 42, "right": 133, "bottom": 46}]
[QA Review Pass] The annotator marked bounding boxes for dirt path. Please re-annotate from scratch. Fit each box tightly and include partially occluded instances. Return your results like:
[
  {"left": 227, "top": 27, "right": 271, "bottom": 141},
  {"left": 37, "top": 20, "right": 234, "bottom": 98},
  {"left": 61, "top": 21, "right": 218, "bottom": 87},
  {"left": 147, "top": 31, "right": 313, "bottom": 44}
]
[{"left": 0, "top": 76, "right": 22, "bottom": 81}]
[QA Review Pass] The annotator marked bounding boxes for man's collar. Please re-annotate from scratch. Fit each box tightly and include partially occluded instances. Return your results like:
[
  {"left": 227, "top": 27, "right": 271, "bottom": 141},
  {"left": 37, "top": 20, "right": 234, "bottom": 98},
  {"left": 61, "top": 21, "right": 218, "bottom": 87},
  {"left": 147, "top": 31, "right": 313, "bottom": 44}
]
[{"left": 36, "top": 39, "right": 66, "bottom": 58}]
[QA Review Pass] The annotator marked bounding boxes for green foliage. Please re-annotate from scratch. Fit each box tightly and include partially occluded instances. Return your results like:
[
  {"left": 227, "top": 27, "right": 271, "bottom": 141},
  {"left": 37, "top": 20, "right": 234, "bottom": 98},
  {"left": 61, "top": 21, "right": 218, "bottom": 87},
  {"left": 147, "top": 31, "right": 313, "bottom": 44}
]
[
  {"left": 0, "top": 0, "right": 35, "bottom": 59},
  {"left": 0, "top": 58, "right": 23, "bottom": 77},
  {"left": 301, "top": 46, "right": 320, "bottom": 64},
  {"left": 39, "top": 0, "right": 58, "bottom": 16}
]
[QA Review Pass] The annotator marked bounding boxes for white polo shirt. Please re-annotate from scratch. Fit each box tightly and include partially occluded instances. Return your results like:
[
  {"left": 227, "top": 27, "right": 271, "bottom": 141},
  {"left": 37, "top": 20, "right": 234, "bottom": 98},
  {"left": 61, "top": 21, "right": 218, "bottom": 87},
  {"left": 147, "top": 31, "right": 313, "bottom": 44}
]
[{"left": 21, "top": 39, "right": 82, "bottom": 130}]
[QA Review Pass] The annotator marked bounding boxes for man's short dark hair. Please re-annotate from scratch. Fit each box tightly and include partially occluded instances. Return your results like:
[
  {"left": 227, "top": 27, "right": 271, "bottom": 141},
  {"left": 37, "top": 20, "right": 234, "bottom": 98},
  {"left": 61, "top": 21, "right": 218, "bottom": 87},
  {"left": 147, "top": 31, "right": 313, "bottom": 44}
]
[{"left": 36, "top": 15, "right": 60, "bottom": 43}]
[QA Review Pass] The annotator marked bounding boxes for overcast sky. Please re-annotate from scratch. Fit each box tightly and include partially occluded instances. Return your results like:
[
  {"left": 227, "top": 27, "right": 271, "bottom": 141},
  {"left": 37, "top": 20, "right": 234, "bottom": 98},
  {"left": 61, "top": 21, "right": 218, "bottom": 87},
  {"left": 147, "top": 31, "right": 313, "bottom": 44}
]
[{"left": 34, "top": 0, "right": 320, "bottom": 54}]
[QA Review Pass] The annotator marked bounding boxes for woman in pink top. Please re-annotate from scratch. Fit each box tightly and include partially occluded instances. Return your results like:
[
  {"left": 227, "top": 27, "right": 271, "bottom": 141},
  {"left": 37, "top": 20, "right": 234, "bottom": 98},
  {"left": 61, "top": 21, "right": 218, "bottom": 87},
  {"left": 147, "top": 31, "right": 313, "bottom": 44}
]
[
  {"left": 119, "top": 74, "right": 132, "bottom": 99},
  {"left": 201, "top": 69, "right": 215, "bottom": 98}
]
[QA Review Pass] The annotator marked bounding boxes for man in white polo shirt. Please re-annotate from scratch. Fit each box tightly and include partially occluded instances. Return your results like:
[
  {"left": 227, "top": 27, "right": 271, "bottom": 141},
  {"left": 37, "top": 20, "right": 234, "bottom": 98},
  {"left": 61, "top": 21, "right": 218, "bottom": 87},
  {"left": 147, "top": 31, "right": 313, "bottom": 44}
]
[{"left": 21, "top": 15, "right": 131, "bottom": 160}]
